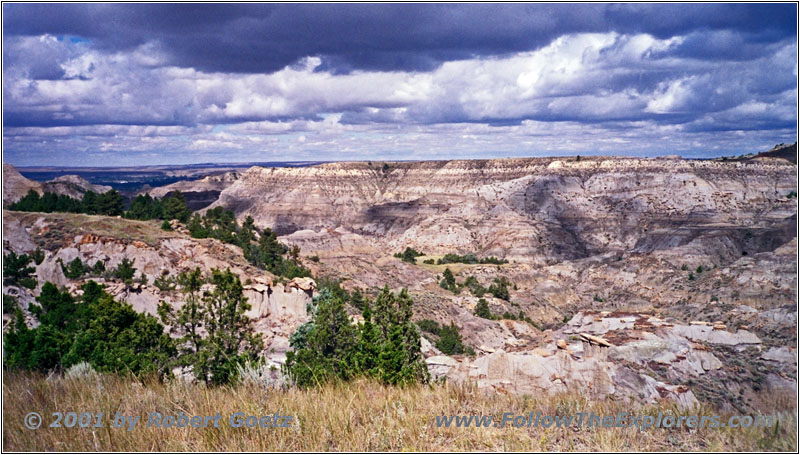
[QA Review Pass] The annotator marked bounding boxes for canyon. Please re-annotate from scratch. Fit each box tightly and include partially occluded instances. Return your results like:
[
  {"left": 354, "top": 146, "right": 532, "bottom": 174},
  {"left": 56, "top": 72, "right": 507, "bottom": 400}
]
[{"left": 2, "top": 144, "right": 797, "bottom": 411}]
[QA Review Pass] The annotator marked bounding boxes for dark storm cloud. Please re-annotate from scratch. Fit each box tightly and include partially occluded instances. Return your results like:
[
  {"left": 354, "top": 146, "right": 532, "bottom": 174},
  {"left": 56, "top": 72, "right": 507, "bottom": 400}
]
[
  {"left": 3, "top": 3, "right": 796, "bottom": 73},
  {"left": 2, "top": 3, "right": 797, "bottom": 165}
]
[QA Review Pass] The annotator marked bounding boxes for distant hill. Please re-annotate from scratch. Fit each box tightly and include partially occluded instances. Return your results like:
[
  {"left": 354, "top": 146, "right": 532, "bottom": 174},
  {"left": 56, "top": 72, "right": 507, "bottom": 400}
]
[
  {"left": 757, "top": 142, "right": 797, "bottom": 163},
  {"left": 3, "top": 163, "right": 114, "bottom": 206},
  {"left": 723, "top": 142, "right": 797, "bottom": 164}
]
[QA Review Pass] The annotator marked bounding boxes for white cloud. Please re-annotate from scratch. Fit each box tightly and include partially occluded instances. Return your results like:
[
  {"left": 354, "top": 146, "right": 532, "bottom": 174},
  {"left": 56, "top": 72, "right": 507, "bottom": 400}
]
[{"left": 3, "top": 30, "right": 796, "bottom": 165}]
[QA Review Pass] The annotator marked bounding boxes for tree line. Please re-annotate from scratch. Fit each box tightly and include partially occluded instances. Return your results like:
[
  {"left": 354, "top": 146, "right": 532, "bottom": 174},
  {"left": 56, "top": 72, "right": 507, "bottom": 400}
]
[
  {"left": 9, "top": 188, "right": 192, "bottom": 222},
  {"left": 9, "top": 189, "right": 126, "bottom": 216}
]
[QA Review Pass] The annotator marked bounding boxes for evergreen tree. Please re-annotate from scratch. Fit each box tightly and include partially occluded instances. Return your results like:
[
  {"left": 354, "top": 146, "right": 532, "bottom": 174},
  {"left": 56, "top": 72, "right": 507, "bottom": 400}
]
[
  {"left": 440, "top": 267, "right": 457, "bottom": 292},
  {"left": 96, "top": 190, "right": 124, "bottom": 216},
  {"left": 473, "top": 298, "right": 493, "bottom": 319},
  {"left": 162, "top": 191, "right": 191, "bottom": 222},
  {"left": 126, "top": 193, "right": 164, "bottom": 220},
  {"left": 238, "top": 216, "right": 256, "bottom": 247},
  {"left": 3, "top": 251, "right": 36, "bottom": 289},
  {"left": 90, "top": 260, "right": 106, "bottom": 277},
  {"left": 285, "top": 290, "right": 356, "bottom": 387},
  {"left": 158, "top": 268, "right": 206, "bottom": 374},
  {"left": 112, "top": 258, "right": 137, "bottom": 285},
  {"left": 285, "top": 284, "right": 428, "bottom": 387},
  {"left": 61, "top": 257, "right": 88, "bottom": 279},
  {"left": 9, "top": 190, "right": 42, "bottom": 212},
  {"left": 4, "top": 281, "right": 175, "bottom": 377},
  {"left": 353, "top": 300, "right": 381, "bottom": 375},
  {"left": 488, "top": 277, "right": 512, "bottom": 301},
  {"left": 436, "top": 322, "right": 467, "bottom": 355},
  {"left": 31, "top": 248, "right": 45, "bottom": 265},
  {"left": 197, "top": 269, "right": 263, "bottom": 385},
  {"left": 81, "top": 191, "right": 98, "bottom": 214},
  {"left": 187, "top": 214, "right": 208, "bottom": 238}
]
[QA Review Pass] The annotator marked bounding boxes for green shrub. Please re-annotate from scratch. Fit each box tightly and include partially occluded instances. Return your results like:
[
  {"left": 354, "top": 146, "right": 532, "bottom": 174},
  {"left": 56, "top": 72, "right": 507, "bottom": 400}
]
[
  {"left": 61, "top": 257, "right": 88, "bottom": 279},
  {"left": 501, "top": 311, "right": 518, "bottom": 320},
  {"left": 436, "top": 253, "right": 508, "bottom": 265},
  {"left": 394, "top": 247, "right": 424, "bottom": 264},
  {"left": 4, "top": 281, "right": 175, "bottom": 378},
  {"left": 487, "top": 277, "right": 511, "bottom": 301},
  {"left": 90, "top": 260, "right": 105, "bottom": 277},
  {"left": 439, "top": 268, "right": 458, "bottom": 293},
  {"left": 153, "top": 270, "right": 177, "bottom": 292},
  {"left": 416, "top": 319, "right": 441, "bottom": 334},
  {"left": 464, "top": 276, "right": 487, "bottom": 297},
  {"left": 473, "top": 298, "right": 494, "bottom": 319},
  {"left": 31, "top": 248, "right": 45, "bottom": 265},
  {"left": 435, "top": 322, "right": 473, "bottom": 356},
  {"left": 3, "top": 294, "right": 19, "bottom": 314}
]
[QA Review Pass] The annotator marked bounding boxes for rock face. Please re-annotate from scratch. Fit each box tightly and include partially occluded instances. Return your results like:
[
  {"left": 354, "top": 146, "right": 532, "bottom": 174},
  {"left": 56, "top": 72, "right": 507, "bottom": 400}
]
[
  {"left": 208, "top": 157, "right": 795, "bottom": 263},
  {"left": 3, "top": 163, "right": 42, "bottom": 205}
]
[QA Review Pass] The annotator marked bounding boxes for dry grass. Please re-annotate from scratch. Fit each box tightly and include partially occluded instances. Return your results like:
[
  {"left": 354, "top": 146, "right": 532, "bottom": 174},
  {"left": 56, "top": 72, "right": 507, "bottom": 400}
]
[{"left": 3, "top": 372, "right": 796, "bottom": 452}]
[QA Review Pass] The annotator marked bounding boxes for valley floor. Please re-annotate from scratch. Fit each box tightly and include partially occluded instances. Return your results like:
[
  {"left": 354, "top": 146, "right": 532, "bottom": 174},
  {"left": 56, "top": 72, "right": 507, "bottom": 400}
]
[{"left": 3, "top": 372, "right": 796, "bottom": 452}]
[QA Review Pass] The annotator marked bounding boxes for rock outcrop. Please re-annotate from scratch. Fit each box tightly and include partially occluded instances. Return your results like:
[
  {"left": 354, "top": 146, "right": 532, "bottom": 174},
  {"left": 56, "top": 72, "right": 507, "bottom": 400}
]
[
  {"left": 2, "top": 211, "right": 312, "bottom": 359},
  {"left": 427, "top": 310, "right": 794, "bottom": 410},
  {"left": 3, "top": 163, "right": 43, "bottom": 205}
]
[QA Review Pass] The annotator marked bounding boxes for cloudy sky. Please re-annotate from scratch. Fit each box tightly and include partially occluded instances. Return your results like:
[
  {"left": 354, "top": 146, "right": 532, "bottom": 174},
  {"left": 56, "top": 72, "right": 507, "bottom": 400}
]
[{"left": 3, "top": 4, "right": 797, "bottom": 166}]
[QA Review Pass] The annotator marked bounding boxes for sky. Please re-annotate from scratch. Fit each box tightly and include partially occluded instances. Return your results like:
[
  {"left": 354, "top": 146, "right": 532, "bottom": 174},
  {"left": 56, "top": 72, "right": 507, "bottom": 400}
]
[{"left": 2, "top": 3, "right": 798, "bottom": 166}]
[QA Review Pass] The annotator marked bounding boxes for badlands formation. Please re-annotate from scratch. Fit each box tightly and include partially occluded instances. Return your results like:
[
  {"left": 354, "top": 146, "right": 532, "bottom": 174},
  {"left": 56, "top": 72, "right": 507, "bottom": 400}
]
[{"left": 3, "top": 146, "right": 797, "bottom": 411}]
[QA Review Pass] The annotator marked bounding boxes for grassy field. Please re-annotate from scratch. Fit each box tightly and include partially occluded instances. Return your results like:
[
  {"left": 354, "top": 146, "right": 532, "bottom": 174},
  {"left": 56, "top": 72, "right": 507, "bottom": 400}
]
[{"left": 3, "top": 372, "right": 796, "bottom": 452}]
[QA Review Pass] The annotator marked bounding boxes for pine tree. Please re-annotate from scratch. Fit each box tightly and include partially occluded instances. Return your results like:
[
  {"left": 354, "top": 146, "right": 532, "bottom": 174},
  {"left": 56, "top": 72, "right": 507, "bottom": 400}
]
[
  {"left": 440, "top": 267, "right": 456, "bottom": 292},
  {"left": 158, "top": 268, "right": 206, "bottom": 373},
  {"left": 3, "top": 251, "right": 36, "bottom": 289},
  {"left": 474, "top": 298, "right": 493, "bottom": 319},
  {"left": 353, "top": 300, "right": 381, "bottom": 376},
  {"left": 96, "top": 190, "right": 124, "bottom": 216},
  {"left": 162, "top": 191, "right": 191, "bottom": 222},
  {"left": 112, "top": 258, "right": 136, "bottom": 285},
  {"left": 198, "top": 269, "right": 263, "bottom": 385}
]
